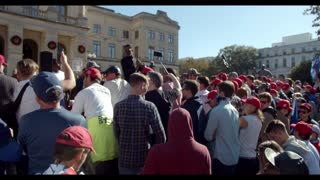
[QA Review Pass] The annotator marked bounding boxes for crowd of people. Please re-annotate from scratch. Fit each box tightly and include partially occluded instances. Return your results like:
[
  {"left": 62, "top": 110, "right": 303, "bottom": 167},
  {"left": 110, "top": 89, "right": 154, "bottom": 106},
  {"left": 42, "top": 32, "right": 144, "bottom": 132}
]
[{"left": 1, "top": 44, "right": 320, "bottom": 175}]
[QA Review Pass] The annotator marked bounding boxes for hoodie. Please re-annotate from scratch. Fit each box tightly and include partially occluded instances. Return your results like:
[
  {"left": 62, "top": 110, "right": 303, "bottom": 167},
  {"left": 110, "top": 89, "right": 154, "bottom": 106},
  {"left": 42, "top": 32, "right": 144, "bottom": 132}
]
[{"left": 141, "top": 108, "right": 211, "bottom": 175}]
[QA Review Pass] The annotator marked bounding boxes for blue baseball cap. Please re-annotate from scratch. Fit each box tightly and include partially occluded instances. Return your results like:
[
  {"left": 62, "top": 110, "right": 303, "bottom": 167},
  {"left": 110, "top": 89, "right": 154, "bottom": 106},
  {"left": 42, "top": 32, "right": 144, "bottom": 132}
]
[
  {"left": 31, "top": 72, "right": 64, "bottom": 102},
  {"left": 0, "top": 119, "right": 22, "bottom": 162}
]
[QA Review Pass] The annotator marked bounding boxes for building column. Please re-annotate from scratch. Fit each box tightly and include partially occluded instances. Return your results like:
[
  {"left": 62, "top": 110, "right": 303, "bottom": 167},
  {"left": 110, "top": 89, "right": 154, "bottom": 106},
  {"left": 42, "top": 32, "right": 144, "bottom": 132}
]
[
  {"left": 71, "top": 33, "right": 87, "bottom": 72},
  {"left": 41, "top": 30, "right": 58, "bottom": 57},
  {"left": 6, "top": 23, "right": 23, "bottom": 75}
]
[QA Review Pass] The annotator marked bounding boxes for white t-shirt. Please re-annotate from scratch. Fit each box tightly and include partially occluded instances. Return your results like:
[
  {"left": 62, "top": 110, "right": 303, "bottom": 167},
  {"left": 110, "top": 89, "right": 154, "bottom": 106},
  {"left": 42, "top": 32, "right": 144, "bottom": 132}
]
[
  {"left": 103, "top": 78, "right": 130, "bottom": 107},
  {"left": 14, "top": 80, "right": 40, "bottom": 124},
  {"left": 195, "top": 89, "right": 209, "bottom": 105},
  {"left": 53, "top": 70, "right": 65, "bottom": 81},
  {"left": 71, "top": 83, "right": 113, "bottom": 120},
  {"left": 239, "top": 114, "right": 262, "bottom": 158}
]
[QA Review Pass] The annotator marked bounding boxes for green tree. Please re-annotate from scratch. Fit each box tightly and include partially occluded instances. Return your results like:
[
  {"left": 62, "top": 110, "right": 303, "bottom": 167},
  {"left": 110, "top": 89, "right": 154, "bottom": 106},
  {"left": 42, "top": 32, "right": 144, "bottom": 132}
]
[
  {"left": 216, "top": 45, "right": 259, "bottom": 75},
  {"left": 178, "top": 57, "right": 211, "bottom": 77},
  {"left": 289, "top": 60, "right": 313, "bottom": 85},
  {"left": 304, "top": 5, "right": 320, "bottom": 36}
]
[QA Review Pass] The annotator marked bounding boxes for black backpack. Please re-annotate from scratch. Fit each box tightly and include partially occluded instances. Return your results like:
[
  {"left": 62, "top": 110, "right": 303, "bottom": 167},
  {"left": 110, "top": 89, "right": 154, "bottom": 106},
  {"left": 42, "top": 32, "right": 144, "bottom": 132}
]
[{"left": 0, "top": 82, "right": 30, "bottom": 138}]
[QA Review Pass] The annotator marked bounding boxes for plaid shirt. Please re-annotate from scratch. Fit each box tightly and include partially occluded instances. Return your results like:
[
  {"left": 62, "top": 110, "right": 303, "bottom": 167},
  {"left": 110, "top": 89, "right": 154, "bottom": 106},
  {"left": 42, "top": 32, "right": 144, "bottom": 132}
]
[{"left": 113, "top": 95, "right": 166, "bottom": 168}]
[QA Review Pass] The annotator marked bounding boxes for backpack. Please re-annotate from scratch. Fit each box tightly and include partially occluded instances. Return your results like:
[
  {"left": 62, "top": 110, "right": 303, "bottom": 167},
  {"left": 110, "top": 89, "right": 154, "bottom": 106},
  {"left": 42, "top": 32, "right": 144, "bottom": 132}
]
[{"left": 0, "top": 82, "right": 30, "bottom": 138}]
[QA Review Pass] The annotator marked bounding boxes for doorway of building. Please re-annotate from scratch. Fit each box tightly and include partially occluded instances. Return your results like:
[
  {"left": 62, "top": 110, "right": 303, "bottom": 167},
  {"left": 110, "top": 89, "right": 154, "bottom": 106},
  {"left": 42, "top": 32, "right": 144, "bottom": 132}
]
[
  {"left": 23, "top": 39, "right": 38, "bottom": 62},
  {"left": 0, "top": 36, "right": 4, "bottom": 56}
]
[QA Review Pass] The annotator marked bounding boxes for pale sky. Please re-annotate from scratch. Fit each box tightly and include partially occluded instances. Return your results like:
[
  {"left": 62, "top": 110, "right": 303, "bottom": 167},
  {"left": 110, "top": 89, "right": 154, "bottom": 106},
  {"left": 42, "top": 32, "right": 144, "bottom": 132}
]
[{"left": 102, "top": 6, "right": 317, "bottom": 59}]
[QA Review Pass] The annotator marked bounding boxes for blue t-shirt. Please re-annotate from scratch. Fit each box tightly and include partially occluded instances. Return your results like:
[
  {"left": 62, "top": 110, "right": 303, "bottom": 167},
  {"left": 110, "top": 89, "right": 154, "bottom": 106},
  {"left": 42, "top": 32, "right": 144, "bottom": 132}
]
[{"left": 18, "top": 108, "right": 87, "bottom": 175}]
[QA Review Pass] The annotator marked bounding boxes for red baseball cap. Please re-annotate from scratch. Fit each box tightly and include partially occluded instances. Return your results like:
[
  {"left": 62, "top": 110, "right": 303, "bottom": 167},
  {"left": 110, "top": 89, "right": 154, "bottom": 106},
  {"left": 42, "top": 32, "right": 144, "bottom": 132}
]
[
  {"left": 210, "top": 78, "right": 222, "bottom": 86},
  {"left": 270, "top": 89, "right": 278, "bottom": 95},
  {"left": 0, "top": 54, "right": 8, "bottom": 67},
  {"left": 218, "top": 72, "right": 227, "bottom": 81},
  {"left": 276, "top": 81, "right": 284, "bottom": 88},
  {"left": 207, "top": 90, "right": 218, "bottom": 100},
  {"left": 141, "top": 66, "right": 154, "bottom": 75},
  {"left": 234, "top": 78, "right": 243, "bottom": 87},
  {"left": 56, "top": 126, "right": 96, "bottom": 154},
  {"left": 232, "top": 80, "right": 239, "bottom": 92},
  {"left": 291, "top": 121, "right": 312, "bottom": 136},
  {"left": 282, "top": 83, "right": 290, "bottom": 91},
  {"left": 85, "top": 67, "right": 101, "bottom": 79},
  {"left": 277, "top": 99, "right": 293, "bottom": 111},
  {"left": 241, "top": 96, "right": 261, "bottom": 109},
  {"left": 303, "top": 85, "right": 313, "bottom": 90},
  {"left": 238, "top": 75, "right": 247, "bottom": 82},
  {"left": 270, "top": 82, "right": 277, "bottom": 90},
  {"left": 299, "top": 103, "right": 312, "bottom": 112}
]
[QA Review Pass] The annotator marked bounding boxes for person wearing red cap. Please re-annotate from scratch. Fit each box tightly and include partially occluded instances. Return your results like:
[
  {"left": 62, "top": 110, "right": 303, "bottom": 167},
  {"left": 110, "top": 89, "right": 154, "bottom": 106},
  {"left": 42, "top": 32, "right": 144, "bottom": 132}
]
[
  {"left": 265, "top": 120, "right": 320, "bottom": 174},
  {"left": 42, "top": 126, "right": 95, "bottom": 175},
  {"left": 197, "top": 90, "right": 218, "bottom": 145},
  {"left": 209, "top": 78, "right": 222, "bottom": 91},
  {"left": 298, "top": 103, "right": 319, "bottom": 126},
  {"left": 0, "top": 54, "right": 18, "bottom": 107},
  {"left": 275, "top": 99, "right": 292, "bottom": 133},
  {"left": 236, "top": 97, "right": 263, "bottom": 175},
  {"left": 217, "top": 72, "right": 227, "bottom": 81},
  {"left": 71, "top": 67, "right": 118, "bottom": 175},
  {"left": 282, "top": 83, "right": 293, "bottom": 99},
  {"left": 275, "top": 81, "right": 289, "bottom": 100},
  {"left": 141, "top": 66, "right": 154, "bottom": 75},
  {"left": 291, "top": 121, "right": 320, "bottom": 167}
]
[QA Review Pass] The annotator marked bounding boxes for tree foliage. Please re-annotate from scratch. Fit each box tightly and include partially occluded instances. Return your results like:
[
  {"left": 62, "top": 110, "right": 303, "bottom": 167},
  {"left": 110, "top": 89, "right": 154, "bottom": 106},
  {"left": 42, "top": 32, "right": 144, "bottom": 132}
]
[
  {"left": 289, "top": 60, "right": 313, "bottom": 85},
  {"left": 216, "top": 45, "right": 259, "bottom": 74},
  {"left": 178, "top": 45, "right": 259, "bottom": 78},
  {"left": 304, "top": 5, "right": 320, "bottom": 36}
]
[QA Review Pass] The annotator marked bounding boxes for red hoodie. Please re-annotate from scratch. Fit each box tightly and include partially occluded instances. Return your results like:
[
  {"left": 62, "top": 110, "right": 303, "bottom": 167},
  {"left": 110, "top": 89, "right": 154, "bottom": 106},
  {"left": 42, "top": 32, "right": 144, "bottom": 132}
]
[{"left": 141, "top": 108, "right": 211, "bottom": 175}]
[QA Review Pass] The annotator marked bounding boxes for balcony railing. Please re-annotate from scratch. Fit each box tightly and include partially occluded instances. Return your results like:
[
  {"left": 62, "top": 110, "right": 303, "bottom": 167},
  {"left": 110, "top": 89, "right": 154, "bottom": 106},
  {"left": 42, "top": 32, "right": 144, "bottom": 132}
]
[
  {"left": 23, "top": 7, "right": 47, "bottom": 19},
  {"left": 0, "top": 6, "right": 86, "bottom": 27}
]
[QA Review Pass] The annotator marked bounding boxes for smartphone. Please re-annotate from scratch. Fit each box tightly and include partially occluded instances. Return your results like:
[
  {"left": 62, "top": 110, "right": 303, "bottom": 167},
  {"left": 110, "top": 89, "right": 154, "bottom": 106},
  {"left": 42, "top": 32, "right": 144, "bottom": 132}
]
[
  {"left": 40, "top": 51, "right": 53, "bottom": 72},
  {"left": 57, "top": 48, "right": 64, "bottom": 64}
]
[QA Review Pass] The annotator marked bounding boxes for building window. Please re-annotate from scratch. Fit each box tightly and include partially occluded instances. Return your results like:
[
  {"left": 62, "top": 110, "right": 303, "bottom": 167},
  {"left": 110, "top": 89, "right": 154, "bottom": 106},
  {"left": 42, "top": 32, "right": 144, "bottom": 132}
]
[
  {"left": 108, "top": 27, "right": 116, "bottom": 37},
  {"left": 302, "top": 47, "right": 306, "bottom": 53},
  {"left": 56, "top": 6, "right": 66, "bottom": 22},
  {"left": 168, "top": 49, "right": 174, "bottom": 64},
  {"left": 302, "top": 56, "right": 306, "bottom": 61},
  {"left": 291, "top": 57, "right": 295, "bottom": 67},
  {"left": 259, "top": 61, "right": 262, "bottom": 68},
  {"left": 291, "top": 48, "right": 295, "bottom": 54},
  {"left": 274, "top": 59, "right": 278, "bottom": 69},
  {"left": 158, "top": 48, "right": 164, "bottom": 61},
  {"left": 159, "top": 32, "right": 165, "bottom": 41},
  {"left": 108, "top": 43, "right": 116, "bottom": 58},
  {"left": 148, "top": 47, "right": 154, "bottom": 61},
  {"left": 283, "top": 50, "right": 286, "bottom": 55},
  {"left": 168, "top": 34, "right": 174, "bottom": 44},
  {"left": 93, "top": 41, "right": 101, "bottom": 57},
  {"left": 135, "top": 31, "right": 139, "bottom": 39},
  {"left": 134, "top": 46, "right": 139, "bottom": 58},
  {"left": 283, "top": 58, "right": 287, "bottom": 67},
  {"left": 123, "top": 30, "right": 129, "bottom": 39},
  {"left": 93, "top": 24, "right": 101, "bottom": 34},
  {"left": 149, "top": 31, "right": 155, "bottom": 40}
]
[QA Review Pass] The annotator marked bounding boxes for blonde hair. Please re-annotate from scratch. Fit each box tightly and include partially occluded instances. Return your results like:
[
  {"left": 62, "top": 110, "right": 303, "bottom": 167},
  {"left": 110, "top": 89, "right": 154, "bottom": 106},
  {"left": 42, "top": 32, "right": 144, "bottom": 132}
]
[{"left": 16, "top": 59, "right": 39, "bottom": 77}]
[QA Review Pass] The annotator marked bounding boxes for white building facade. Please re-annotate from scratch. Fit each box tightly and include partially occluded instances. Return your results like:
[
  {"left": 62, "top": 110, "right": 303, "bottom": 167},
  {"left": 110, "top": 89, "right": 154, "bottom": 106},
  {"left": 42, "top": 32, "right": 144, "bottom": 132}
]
[{"left": 257, "top": 33, "right": 320, "bottom": 78}]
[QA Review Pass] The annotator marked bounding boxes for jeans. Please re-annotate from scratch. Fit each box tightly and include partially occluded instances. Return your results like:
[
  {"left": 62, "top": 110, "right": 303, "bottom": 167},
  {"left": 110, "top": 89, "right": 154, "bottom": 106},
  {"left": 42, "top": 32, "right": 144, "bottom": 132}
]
[
  {"left": 212, "top": 158, "right": 237, "bottom": 176},
  {"left": 118, "top": 166, "right": 141, "bottom": 175}
]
